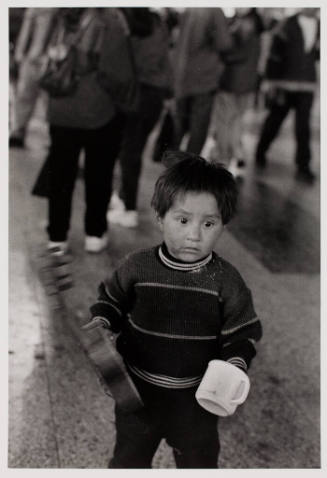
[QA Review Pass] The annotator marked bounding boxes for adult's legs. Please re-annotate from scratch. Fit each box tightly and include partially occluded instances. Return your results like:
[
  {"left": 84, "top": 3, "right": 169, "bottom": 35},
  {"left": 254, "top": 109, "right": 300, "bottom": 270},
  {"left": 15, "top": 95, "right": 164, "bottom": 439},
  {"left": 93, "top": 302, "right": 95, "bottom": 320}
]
[
  {"left": 118, "top": 85, "right": 164, "bottom": 211},
  {"left": 47, "top": 125, "right": 82, "bottom": 242},
  {"left": 212, "top": 91, "right": 236, "bottom": 164},
  {"left": 83, "top": 115, "right": 125, "bottom": 237},
  {"left": 255, "top": 90, "right": 291, "bottom": 164},
  {"left": 293, "top": 91, "right": 314, "bottom": 171},
  {"left": 175, "top": 96, "right": 191, "bottom": 149},
  {"left": 186, "top": 92, "right": 215, "bottom": 154},
  {"left": 232, "top": 92, "right": 252, "bottom": 159}
]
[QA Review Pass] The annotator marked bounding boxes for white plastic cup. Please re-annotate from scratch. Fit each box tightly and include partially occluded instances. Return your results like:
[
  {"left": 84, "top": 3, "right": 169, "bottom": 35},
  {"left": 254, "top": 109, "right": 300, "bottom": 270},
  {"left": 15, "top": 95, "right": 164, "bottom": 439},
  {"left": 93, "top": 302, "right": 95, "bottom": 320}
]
[{"left": 195, "top": 360, "right": 250, "bottom": 417}]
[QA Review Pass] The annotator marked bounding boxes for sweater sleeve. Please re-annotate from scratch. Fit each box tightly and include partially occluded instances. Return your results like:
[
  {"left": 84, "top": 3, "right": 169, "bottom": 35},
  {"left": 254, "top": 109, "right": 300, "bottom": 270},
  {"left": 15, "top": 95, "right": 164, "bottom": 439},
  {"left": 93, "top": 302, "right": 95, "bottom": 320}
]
[
  {"left": 219, "top": 264, "right": 262, "bottom": 372},
  {"left": 89, "top": 257, "right": 136, "bottom": 333}
]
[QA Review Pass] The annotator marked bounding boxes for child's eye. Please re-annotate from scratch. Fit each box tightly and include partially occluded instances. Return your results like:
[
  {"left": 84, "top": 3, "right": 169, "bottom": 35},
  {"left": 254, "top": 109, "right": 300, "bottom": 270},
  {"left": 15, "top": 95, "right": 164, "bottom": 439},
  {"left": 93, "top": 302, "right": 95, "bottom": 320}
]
[
  {"left": 179, "top": 217, "right": 188, "bottom": 224},
  {"left": 204, "top": 221, "right": 214, "bottom": 228}
]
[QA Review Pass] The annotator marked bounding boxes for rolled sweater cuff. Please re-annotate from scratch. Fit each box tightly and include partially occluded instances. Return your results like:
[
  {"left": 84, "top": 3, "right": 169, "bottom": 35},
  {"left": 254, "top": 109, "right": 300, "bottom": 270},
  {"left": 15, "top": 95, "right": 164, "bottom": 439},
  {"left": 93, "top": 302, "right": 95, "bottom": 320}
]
[
  {"left": 220, "top": 339, "right": 257, "bottom": 370},
  {"left": 227, "top": 357, "right": 248, "bottom": 372}
]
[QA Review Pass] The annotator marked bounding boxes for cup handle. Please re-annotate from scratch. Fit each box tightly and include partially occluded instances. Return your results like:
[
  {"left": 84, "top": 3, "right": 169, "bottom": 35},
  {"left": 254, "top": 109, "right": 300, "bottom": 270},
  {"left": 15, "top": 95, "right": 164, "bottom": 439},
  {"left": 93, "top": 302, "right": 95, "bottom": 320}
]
[{"left": 231, "top": 377, "right": 250, "bottom": 404}]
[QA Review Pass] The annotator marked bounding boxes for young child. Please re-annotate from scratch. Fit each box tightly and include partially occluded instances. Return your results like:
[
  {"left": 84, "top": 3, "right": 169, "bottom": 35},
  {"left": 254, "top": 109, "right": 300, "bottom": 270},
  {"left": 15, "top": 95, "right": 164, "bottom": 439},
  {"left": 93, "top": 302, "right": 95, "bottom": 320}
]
[{"left": 84, "top": 151, "right": 262, "bottom": 468}]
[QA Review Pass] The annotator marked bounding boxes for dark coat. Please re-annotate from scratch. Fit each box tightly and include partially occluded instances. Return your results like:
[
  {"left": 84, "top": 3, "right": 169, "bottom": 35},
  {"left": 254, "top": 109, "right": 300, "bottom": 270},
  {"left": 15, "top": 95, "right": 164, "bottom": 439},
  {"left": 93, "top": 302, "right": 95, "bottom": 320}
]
[{"left": 265, "top": 14, "right": 319, "bottom": 83}]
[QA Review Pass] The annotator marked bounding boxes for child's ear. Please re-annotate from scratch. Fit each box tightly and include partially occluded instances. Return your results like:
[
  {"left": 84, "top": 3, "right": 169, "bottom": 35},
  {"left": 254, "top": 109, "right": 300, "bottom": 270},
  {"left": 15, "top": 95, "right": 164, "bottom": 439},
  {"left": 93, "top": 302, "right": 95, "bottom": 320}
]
[{"left": 156, "top": 213, "right": 164, "bottom": 230}]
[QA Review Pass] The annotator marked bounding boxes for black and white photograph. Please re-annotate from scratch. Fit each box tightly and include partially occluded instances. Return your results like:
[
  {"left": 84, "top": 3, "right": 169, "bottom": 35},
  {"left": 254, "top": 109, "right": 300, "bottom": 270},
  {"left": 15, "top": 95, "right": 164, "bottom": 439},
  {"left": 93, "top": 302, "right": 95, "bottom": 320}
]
[{"left": 4, "top": 0, "right": 324, "bottom": 473}]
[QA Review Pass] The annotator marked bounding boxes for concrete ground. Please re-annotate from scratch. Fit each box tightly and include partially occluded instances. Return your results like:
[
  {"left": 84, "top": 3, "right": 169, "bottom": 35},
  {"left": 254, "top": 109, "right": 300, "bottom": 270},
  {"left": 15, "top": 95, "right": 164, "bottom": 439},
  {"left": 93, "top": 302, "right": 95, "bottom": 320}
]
[{"left": 8, "top": 99, "right": 322, "bottom": 470}]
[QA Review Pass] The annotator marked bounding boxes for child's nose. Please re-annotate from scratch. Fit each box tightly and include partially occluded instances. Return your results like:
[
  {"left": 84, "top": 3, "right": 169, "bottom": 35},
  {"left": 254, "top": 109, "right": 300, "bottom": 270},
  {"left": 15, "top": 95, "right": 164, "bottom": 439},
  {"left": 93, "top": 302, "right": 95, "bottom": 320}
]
[{"left": 187, "top": 223, "right": 201, "bottom": 241}]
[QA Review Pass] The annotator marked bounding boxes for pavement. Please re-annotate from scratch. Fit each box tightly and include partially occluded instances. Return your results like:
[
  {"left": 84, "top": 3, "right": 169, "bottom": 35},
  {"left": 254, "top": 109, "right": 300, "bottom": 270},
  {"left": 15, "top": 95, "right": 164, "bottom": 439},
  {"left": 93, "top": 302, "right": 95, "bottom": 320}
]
[{"left": 8, "top": 99, "right": 322, "bottom": 470}]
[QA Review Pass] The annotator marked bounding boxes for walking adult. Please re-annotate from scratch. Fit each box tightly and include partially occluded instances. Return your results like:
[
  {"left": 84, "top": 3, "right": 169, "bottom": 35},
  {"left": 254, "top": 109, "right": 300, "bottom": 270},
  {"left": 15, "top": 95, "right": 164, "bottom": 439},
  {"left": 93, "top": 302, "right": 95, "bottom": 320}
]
[
  {"left": 255, "top": 8, "right": 320, "bottom": 184},
  {"left": 206, "top": 8, "right": 264, "bottom": 177},
  {"left": 9, "top": 8, "right": 59, "bottom": 148},
  {"left": 45, "top": 8, "right": 127, "bottom": 254},
  {"left": 108, "top": 8, "right": 173, "bottom": 228},
  {"left": 173, "top": 8, "right": 233, "bottom": 155}
]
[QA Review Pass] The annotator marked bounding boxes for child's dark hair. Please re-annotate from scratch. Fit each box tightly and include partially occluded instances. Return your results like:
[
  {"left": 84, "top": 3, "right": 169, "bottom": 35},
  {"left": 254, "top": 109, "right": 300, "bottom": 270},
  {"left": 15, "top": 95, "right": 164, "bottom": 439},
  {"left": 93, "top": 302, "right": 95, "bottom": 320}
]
[{"left": 151, "top": 151, "right": 238, "bottom": 225}]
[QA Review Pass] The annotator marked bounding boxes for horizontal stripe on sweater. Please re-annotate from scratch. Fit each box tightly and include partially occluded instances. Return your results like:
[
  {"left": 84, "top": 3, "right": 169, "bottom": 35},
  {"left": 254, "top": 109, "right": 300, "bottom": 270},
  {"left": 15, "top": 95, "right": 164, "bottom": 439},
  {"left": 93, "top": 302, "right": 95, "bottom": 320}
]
[
  {"left": 135, "top": 282, "right": 220, "bottom": 297},
  {"left": 127, "top": 362, "right": 202, "bottom": 389},
  {"left": 158, "top": 246, "right": 212, "bottom": 271},
  {"left": 128, "top": 317, "right": 217, "bottom": 340},
  {"left": 221, "top": 316, "right": 260, "bottom": 336}
]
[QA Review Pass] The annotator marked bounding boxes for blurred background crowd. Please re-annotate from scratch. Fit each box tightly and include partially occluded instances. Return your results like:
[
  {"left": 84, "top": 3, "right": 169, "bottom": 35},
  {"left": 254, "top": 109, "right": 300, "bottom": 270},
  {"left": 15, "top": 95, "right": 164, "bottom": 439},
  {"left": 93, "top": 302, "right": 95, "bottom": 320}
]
[{"left": 8, "top": 7, "right": 320, "bottom": 254}]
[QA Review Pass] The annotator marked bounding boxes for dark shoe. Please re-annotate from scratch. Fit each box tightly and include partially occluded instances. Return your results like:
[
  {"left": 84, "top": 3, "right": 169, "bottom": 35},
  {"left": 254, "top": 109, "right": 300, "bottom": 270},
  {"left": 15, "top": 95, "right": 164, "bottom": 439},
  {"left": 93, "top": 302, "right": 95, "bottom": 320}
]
[
  {"left": 9, "top": 136, "right": 25, "bottom": 148},
  {"left": 296, "top": 167, "right": 316, "bottom": 184}
]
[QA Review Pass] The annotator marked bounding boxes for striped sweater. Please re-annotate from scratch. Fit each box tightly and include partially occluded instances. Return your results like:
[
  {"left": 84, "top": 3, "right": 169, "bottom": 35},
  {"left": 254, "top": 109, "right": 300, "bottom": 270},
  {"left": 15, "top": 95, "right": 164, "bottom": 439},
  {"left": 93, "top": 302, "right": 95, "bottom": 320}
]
[{"left": 90, "top": 245, "right": 262, "bottom": 388}]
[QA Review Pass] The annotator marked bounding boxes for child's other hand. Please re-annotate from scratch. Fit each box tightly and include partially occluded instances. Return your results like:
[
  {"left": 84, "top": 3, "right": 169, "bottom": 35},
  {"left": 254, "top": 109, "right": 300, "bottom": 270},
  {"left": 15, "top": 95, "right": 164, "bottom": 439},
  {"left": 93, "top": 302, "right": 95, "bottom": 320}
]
[{"left": 81, "top": 316, "right": 111, "bottom": 331}]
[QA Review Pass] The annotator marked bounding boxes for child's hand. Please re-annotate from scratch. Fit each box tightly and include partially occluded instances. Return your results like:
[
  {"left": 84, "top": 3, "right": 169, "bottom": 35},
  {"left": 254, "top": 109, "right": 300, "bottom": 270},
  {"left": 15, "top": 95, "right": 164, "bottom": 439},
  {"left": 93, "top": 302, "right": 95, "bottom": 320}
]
[{"left": 81, "top": 316, "right": 111, "bottom": 331}]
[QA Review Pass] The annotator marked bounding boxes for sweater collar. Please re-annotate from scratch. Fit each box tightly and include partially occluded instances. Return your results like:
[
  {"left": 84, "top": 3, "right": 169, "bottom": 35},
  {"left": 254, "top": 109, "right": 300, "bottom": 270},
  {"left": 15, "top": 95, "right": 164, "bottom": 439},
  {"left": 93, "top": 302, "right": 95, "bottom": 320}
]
[{"left": 158, "top": 243, "right": 212, "bottom": 272}]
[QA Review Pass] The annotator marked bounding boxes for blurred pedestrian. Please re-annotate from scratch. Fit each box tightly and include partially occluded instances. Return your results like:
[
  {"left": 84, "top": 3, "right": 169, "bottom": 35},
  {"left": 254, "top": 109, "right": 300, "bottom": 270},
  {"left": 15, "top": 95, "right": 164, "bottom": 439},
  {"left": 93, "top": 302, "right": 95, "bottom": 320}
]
[
  {"left": 84, "top": 152, "right": 262, "bottom": 468},
  {"left": 9, "top": 8, "right": 59, "bottom": 148},
  {"left": 44, "top": 8, "right": 129, "bottom": 254},
  {"left": 173, "top": 8, "right": 233, "bottom": 155},
  {"left": 107, "top": 8, "right": 173, "bottom": 228},
  {"left": 9, "top": 7, "right": 25, "bottom": 80},
  {"left": 206, "top": 8, "right": 264, "bottom": 177},
  {"left": 255, "top": 8, "right": 320, "bottom": 184}
]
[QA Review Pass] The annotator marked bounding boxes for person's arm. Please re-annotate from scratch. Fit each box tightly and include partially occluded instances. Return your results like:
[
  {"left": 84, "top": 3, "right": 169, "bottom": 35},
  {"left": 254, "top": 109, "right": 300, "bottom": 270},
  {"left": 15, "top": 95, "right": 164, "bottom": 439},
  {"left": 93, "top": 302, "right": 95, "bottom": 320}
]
[
  {"left": 14, "top": 8, "right": 35, "bottom": 63},
  {"left": 219, "top": 266, "right": 262, "bottom": 373},
  {"left": 211, "top": 8, "right": 234, "bottom": 53},
  {"left": 85, "top": 258, "right": 136, "bottom": 333}
]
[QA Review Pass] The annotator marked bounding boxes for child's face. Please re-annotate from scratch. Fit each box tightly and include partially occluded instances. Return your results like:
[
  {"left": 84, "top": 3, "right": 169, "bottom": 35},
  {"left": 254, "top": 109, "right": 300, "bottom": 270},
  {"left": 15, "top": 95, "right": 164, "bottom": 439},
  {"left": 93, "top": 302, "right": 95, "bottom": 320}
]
[{"left": 158, "top": 191, "right": 224, "bottom": 262}]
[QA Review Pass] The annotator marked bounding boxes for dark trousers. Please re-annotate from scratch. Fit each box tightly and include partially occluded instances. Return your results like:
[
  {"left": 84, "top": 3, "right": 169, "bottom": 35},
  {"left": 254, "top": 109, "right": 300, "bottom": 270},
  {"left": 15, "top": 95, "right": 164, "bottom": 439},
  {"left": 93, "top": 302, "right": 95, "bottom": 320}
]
[
  {"left": 118, "top": 84, "right": 164, "bottom": 210},
  {"left": 109, "top": 375, "right": 220, "bottom": 469},
  {"left": 256, "top": 90, "right": 314, "bottom": 170},
  {"left": 176, "top": 91, "right": 215, "bottom": 155},
  {"left": 47, "top": 115, "right": 124, "bottom": 242}
]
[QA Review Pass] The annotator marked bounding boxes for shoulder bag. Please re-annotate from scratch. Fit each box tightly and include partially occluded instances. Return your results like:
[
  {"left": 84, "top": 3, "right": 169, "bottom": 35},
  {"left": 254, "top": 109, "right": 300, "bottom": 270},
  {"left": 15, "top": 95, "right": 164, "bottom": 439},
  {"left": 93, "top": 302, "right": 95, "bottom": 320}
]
[{"left": 39, "top": 14, "right": 93, "bottom": 98}]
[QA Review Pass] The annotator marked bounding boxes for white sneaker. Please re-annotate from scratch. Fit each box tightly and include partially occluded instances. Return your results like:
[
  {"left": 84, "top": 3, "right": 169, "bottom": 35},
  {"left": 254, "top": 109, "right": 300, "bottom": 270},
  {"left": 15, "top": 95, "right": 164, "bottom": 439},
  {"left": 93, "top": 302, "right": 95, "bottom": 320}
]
[
  {"left": 109, "top": 192, "right": 125, "bottom": 212},
  {"left": 107, "top": 209, "right": 139, "bottom": 228},
  {"left": 47, "top": 241, "right": 68, "bottom": 256},
  {"left": 85, "top": 234, "right": 108, "bottom": 253}
]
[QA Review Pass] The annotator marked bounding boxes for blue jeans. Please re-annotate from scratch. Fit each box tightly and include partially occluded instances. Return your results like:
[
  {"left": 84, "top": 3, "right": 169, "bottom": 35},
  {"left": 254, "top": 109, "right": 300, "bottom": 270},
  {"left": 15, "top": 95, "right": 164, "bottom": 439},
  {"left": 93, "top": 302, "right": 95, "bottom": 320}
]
[{"left": 109, "top": 374, "right": 220, "bottom": 468}]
